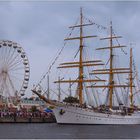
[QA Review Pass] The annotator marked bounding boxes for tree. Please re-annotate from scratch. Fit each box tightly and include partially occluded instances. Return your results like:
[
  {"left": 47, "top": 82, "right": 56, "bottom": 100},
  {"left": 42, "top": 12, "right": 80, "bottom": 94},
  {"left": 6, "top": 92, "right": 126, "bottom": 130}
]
[
  {"left": 30, "top": 106, "right": 37, "bottom": 112},
  {"left": 63, "top": 96, "right": 79, "bottom": 103}
]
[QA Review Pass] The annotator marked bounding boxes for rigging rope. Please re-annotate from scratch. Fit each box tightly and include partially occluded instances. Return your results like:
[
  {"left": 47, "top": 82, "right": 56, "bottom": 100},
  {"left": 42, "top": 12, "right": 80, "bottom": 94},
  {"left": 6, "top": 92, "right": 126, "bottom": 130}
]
[
  {"left": 83, "top": 47, "right": 99, "bottom": 107},
  {"left": 34, "top": 17, "right": 79, "bottom": 89},
  {"left": 84, "top": 16, "right": 128, "bottom": 56},
  {"left": 112, "top": 30, "right": 127, "bottom": 55},
  {"left": 83, "top": 16, "right": 107, "bottom": 30},
  {"left": 132, "top": 56, "right": 140, "bottom": 104}
]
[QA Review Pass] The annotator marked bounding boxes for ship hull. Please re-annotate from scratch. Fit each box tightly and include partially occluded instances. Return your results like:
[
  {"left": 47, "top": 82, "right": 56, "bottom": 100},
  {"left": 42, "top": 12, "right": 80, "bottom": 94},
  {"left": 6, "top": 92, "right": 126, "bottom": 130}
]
[{"left": 53, "top": 105, "right": 140, "bottom": 124}]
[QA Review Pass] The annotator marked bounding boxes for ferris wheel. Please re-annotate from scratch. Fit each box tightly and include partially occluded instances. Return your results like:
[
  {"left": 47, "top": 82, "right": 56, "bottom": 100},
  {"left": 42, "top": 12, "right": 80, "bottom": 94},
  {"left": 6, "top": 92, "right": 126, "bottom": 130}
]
[{"left": 0, "top": 40, "right": 30, "bottom": 104}]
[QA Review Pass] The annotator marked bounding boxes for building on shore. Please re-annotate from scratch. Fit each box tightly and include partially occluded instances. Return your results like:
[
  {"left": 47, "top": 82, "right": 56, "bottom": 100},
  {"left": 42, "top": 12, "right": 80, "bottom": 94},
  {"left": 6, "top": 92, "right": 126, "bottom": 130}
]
[
  {"left": 20, "top": 97, "right": 46, "bottom": 111},
  {"left": 0, "top": 96, "right": 47, "bottom": 112}
]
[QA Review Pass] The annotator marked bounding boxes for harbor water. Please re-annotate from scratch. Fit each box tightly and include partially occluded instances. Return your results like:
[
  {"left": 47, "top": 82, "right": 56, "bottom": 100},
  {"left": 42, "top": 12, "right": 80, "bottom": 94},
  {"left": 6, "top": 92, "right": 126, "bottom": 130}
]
[{"left": 0, "top": 123, "right": 140, "bottom": 139}]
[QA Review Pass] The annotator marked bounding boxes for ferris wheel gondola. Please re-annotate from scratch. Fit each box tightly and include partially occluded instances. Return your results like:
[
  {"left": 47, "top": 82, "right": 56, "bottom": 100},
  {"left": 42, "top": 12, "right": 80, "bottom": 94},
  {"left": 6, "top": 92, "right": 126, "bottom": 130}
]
[{"left": 0, "top": 40, "right": 30, "bottom": 104}]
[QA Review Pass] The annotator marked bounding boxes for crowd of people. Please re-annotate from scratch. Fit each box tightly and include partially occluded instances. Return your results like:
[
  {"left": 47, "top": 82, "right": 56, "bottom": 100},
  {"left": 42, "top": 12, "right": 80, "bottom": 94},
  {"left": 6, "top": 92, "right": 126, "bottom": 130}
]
[
  {"left": 0, "top": 111, "right": 52, "bottom": 118},
  {"left": 0, "top": 109, "right": 55, "bottom": 122}
]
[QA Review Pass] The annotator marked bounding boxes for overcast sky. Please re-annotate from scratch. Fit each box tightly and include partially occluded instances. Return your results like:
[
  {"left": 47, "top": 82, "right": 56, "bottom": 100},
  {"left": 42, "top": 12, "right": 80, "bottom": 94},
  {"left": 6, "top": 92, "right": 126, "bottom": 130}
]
[{"left": 0, "top": 1, "right": 140, "bottom": 97}]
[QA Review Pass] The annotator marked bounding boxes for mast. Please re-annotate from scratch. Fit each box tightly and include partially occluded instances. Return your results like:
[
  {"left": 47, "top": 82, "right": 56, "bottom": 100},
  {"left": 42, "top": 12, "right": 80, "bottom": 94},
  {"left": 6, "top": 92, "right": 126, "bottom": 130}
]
[
  {"left": 79, "top": 7, "right": 84, "bottom": 105},
  {"left": 47, "top": 75, "right": 50, "bottom": 100},
  {"left": 87, "top": 22, "right": 133, "bottom": 109},
  {"left": 54, "top": 8, "right": 105, "bottom": 106},
  {"left": 69, "top": 78, "right": 72, "bottom": 96},
  {"left": 109, "top": 21, "right": 114, "bottom": 108},
  {"left": 130, "top": 48, "right": 133, "bottom": 108},
  {"left": 58, "top": 76, "right": 61, "bottom": 102}
]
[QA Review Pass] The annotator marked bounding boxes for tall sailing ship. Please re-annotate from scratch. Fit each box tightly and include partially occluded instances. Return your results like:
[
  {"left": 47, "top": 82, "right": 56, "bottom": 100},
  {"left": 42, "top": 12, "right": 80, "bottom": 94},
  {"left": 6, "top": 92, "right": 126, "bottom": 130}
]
[{"left": 32, "top": 8, "right": 140, "bottom": 124}]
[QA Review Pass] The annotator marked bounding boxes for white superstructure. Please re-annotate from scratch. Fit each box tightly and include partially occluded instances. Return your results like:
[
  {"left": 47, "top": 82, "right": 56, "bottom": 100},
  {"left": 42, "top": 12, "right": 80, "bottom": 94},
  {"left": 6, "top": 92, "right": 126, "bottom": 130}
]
[{"left": 53, "top": 105, "right": 140, "bottom": 124}]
